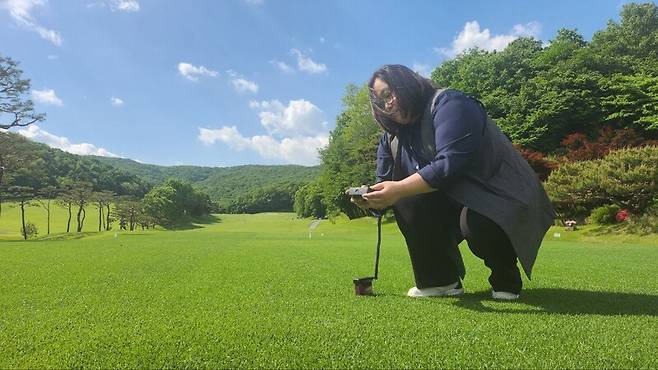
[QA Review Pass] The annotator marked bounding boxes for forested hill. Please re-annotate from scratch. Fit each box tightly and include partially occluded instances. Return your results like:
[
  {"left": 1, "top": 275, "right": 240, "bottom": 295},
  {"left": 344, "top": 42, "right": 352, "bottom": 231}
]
[
  {"left": 92, "top": 156, "right": 321, "bottom": 211},
  {"left": 194, "top": 164, "right": 321, "bottom": 209},
  {"left": 90, "top": 156, "right": 218, "bottom": 184},
  {"left": 1, "top": 132, "right": 321, "bottom": 212},
  {"left": 0, "top": 131, "right": 149, "bottom": 197}
]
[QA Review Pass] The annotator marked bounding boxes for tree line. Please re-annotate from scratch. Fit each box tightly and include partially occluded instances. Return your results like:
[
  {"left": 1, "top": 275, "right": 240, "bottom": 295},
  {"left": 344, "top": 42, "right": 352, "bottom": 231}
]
[
  {"left": 4, "top": 178, "right": 214, "bottom": 239},
  {"left": 80, "top": 157, "right": 320, "bottom": 214}
]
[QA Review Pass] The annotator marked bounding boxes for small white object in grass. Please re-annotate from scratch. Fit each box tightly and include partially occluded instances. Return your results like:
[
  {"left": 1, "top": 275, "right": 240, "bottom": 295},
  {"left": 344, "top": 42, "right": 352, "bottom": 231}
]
[
  {"left": 554, "top": 233, "right": 561, "bottom": 238},
  {"left": 321, "top": 233, "right": 324, "bottom": 237},
  {"left": 308, "top": 220, "right": 320, "bottom": 239},
  {"left": 114, "top": 232, "right": 118, "bottom": 239}
]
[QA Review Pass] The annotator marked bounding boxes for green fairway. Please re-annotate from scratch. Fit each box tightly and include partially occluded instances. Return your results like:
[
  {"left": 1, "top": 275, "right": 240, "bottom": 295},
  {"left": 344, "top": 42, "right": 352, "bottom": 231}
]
[
  {"left": 1, "top": 211, "right": 657, "bottom": 368},
  {"left": 0, "top": 200, "right": 105, "bottom": 240}
]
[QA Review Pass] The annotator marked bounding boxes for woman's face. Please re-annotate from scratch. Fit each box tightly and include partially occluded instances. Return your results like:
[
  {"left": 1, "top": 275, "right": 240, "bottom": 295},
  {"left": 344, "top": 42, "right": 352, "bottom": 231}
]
[{"left": 371, "top": 78, "right": 412, "bottom": 124}]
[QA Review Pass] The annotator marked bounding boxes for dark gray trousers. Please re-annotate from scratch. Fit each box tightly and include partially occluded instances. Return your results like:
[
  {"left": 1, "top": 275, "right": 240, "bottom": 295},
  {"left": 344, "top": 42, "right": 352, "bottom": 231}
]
[{"left": 393, "top": 191, "right": 522, "bottom": 293}]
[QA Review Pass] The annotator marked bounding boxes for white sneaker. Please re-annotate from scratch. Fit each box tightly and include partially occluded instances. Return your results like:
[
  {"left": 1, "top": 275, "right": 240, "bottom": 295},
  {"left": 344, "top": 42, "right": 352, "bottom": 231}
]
[
  {"left": 491, "top": 290, "right": 520, "bottom": 300},
  {"left": 407, "top": 282, "right": 464, "bottom": 297}
]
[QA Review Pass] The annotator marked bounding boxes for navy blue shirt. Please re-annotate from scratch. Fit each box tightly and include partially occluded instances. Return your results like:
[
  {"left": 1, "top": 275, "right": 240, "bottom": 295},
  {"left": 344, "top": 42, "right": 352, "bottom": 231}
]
[{"left": 376, "top": 89, "right": 488, "bottom": 188}]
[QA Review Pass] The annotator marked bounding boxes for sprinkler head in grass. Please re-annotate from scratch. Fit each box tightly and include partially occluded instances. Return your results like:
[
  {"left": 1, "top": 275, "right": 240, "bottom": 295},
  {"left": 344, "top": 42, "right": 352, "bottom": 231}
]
[{"left": 353, "top": 277, "right": 375, "bottom": 296}]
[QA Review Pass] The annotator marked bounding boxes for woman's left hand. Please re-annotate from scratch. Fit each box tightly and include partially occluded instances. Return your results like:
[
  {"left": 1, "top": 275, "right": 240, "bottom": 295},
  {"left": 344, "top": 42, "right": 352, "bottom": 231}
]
[{"left": 362, "top": 181, "right": 403, "bottom": 210}]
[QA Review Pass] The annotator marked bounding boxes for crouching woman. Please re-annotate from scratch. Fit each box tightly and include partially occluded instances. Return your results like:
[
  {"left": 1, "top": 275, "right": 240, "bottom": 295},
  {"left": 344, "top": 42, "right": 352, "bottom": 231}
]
[{"left": 351, "top": 64, "right": 556, "bottom": 300}]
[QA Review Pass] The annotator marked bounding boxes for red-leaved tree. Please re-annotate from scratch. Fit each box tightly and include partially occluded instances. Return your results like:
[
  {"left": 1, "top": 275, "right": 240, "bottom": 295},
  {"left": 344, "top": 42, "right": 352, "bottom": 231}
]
[
  {"left": 561, "top": 126, "right": 658, "bottom": 161},
  {"left": 514, "top": 145, "right": 559, "bottom": 181}
]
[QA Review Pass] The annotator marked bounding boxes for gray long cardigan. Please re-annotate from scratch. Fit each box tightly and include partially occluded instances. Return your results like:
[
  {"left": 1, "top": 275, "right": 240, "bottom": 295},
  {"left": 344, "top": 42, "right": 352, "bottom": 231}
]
[{"left": 380, "top": 89, "right": 556, "bottom": 278}]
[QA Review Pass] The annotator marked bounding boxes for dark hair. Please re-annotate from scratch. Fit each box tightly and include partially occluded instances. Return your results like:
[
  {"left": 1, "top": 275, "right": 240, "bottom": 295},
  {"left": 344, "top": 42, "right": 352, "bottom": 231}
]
[{"left": 368, "top": 64, "right": 438, "bottom": 134}]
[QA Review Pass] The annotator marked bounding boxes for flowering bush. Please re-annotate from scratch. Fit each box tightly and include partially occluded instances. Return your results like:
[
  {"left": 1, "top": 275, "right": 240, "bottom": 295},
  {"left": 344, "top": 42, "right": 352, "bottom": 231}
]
[{"left": 615, "top": 209, "right": 629, "bottom": 222}]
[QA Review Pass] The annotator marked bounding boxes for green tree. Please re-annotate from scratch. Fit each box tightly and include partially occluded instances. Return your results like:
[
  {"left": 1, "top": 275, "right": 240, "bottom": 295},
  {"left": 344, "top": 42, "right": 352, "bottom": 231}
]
[
  {"left": 143, "top": 178, "right": 213, "bottom": 226},
  {"left": 70, "top": 182, "right": 93, "bottom": 232},
  {"left": 316, "top": 84, "right": 381, "bottom": 218},
  {"left": 600, "top": 73, "right": 658, "bottom": 132},
  {"left": 92, "top": 190, "right": 115, "bottom": 232},
  {"left": 0, "top": 164, "right": 5, "bottom": 218},
  {"left": 34, "top": 185, "right": 58, "bottom": 235},
  {"left": 116, "top": 197, "right": 144, "bottom": 231},
  {"left": 0, "top": 55, "right": 45, "bottom": 130},
  {"left": 589, "top": 2, "right": 658, "bottom": 75},
  {"left": 294, "top": 181, "right": 326, "bottom": 218},
  {"left": 143, "top": 184, "right": 178, "bottom": 227},
  {"left": 7, "top": 186, "right": 34, "bottom": 240}
]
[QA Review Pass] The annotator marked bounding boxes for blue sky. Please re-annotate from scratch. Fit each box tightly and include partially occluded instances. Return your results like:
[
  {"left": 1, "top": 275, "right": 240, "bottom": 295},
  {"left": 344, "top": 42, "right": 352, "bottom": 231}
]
[{"left": 0, "top": 0, "right": 637, "bottom": 167}]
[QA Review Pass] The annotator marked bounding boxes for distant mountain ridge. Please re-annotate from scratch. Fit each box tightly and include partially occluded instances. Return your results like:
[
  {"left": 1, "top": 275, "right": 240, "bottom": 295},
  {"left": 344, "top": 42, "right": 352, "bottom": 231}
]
[
  {"left": 89, "top": 156, "right": 218, "bottom": 184},
  {"left": 90, "top": 156, "right": 322, "bottom": 211}
]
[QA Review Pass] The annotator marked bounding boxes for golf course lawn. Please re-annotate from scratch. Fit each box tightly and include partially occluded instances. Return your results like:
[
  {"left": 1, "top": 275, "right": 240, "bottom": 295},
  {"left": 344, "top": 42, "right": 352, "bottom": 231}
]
[{"left": 1, "top": 208, "right": 657, "bottom": 368}]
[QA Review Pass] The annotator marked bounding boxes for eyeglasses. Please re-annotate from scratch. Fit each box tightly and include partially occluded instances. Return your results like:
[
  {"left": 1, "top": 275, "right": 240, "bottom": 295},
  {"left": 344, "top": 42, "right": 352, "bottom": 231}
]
[{"left": 369, "top": 87, "right": 396, "bottom": 113}]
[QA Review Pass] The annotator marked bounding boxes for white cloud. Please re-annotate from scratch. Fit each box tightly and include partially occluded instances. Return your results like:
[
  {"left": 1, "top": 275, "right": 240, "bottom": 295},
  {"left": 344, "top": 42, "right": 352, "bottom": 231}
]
[
  {"left": 110, "top": 97, "right": 124, "bottom": 106},
  {"left": 31, "top": 88, "right": 63, "bottom": 106},
  {"left": 85, "top": 1, "right": 104, "bottom": 9},
  {"left": 249, "top": 99, "right": 328, "bottom": 137},
  {"left": 198, "top": 127, "right": 328, "bottom": 166},
  {"left": 199, "top": 98, "right": 329, "bottom": 165},
  {"left": 17, "top": 124, "right": 121, "bottom": 157},
  {"left": 232, "top": 78, "right": 258, "bottom": 93},
  {"left": 226, "top": 70, "right": 259, "bottom": 94},
  {"left": 270, "top": 60, "right": 294, "bottom": 74},
  {"left": 177, "top": 62, "right": 219, "bottom": 82},
  {"left": 111, "top": 0, "right": 139, "bottom": 12},
  {"left": 47, "top": 54, "right": 58, "bottom": 60},
  {"left": 437, "top": 20, "right": 542, "bottom": 58},
  {"left": 290, "top": 49, "right": 327, "bottom": 74},
  {"left": 87, "top": 0, "right": 140, "bottom": 12},
  {"left": 412, "top": 62, "right": 432, "bottom": 78},
  {"left": 512, "top": 22, "right": 542, "bottom": 37},
  {"left": 1, "top": 0, "right": 63, "bottom": 45},
  {"left": 243, "top": 0, "right": 263, "bottom": 4}
]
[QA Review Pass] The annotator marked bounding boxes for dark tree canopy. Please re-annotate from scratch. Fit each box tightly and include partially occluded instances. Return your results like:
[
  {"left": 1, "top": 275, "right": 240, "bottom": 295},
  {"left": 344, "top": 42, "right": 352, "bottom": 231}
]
[{"left": 0, "top": 55, "right": 45, "bottom": 130}]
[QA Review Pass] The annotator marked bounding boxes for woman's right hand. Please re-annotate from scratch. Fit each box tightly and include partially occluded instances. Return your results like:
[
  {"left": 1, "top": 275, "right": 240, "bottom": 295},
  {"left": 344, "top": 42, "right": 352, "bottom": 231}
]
[
  {"left": 350, "top": 195, "right": 369, "bottom": 209},
  {"left": 346, "top": 185, "right": 370, "bottom": 209}
]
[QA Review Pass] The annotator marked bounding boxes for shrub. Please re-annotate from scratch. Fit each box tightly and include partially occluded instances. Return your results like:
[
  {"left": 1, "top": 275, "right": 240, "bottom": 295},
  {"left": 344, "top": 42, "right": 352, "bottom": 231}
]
[
  {"left": 626, "top": 198, "right": 658, "bottom": 234},
  {"left": 544, "top": 160, "right": 601, "bottom": 219},
  {"left": 589, "top": 205, "right": 621, "bottom": 225},
  {"left": 546, "top": 146, "right": 658, "bottom": 220},
  {"left": 597, "top": 146, "right": 658, "bottom": 213},
  {"left": 20, "top": 222, "right": 38, "bottom": 239}
]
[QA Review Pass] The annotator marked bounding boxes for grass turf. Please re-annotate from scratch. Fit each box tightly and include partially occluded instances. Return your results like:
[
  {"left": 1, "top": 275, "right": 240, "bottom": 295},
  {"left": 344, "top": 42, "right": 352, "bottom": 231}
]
[{"left": 1, "top": 209, "right": 657, "bottom": 368}]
